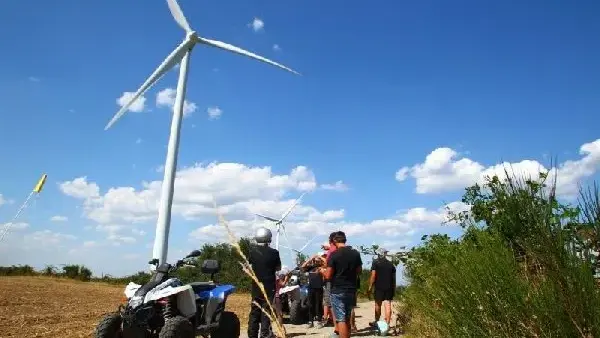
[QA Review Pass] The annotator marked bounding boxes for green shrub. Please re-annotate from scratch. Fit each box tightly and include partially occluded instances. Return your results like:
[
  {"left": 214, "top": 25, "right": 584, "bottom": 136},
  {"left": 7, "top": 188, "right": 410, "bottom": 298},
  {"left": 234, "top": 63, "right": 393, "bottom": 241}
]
[{"left": 403, "top": 171, "right": 600, "bottom": 337}]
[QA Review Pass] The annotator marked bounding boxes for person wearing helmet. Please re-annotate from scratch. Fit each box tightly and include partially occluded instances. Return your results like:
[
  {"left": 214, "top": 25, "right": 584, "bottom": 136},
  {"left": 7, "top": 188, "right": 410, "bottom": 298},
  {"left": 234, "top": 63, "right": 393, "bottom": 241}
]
[
  {"left": 368, "top": 247, "right": 396, "bottom": 328},
  {"left": 248, "top": 227, "right": 282, "bottom": 338}
]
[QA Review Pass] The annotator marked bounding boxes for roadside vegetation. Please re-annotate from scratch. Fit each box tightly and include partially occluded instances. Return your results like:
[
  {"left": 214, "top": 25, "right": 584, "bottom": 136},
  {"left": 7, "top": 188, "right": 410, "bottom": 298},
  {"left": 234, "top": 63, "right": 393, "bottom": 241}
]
[{"left": 396, "top": 171, "right": 600, "bottom": 337}]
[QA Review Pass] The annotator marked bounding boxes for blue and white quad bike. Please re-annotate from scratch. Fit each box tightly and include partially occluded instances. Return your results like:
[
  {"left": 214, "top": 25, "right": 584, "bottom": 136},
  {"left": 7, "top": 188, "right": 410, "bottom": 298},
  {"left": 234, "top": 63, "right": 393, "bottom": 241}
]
[
  {"left": 278, "top": 267, "right": 309, "bottom": 325},
  {"left": 95, "top": 250, "right": 240, "bottom": 338}
]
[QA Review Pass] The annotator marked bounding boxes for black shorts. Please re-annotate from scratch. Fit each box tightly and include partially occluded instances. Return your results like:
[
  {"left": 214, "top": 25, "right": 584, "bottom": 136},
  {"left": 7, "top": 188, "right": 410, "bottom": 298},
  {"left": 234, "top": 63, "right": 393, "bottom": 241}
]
[{"left": 374, "top": 288, "right": 394, "bottom": 302}]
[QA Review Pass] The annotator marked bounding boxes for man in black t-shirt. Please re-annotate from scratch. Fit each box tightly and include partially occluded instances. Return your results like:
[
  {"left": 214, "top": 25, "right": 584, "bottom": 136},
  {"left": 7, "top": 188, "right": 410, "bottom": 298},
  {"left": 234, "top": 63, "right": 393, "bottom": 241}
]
[
  {"left": 248, "top": 227, "right": 281, "bottom": 338},
  {"left": 324, "top": 231, "right": 362, "bottom": 338},
  {"left": 368, "top": 248, "right": 396, "bottom": 326}
]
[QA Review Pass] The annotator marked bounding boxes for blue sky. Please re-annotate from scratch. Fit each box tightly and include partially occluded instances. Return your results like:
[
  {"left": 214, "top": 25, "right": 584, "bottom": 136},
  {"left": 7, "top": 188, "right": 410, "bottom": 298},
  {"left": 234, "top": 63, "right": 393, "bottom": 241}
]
[{"left": 0, "top": 0, "right": 599, "bottom": 278}]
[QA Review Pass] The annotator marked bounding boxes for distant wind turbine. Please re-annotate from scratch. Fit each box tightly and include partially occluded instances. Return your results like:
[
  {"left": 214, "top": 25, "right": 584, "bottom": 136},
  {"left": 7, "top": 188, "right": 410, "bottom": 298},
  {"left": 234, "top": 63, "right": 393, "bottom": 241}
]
[
  {"left": 254, "top": 193, "right": 306, "bottom": 252},
  {"left": 104, "top": 0, "right": 299, "bottom": 266}
]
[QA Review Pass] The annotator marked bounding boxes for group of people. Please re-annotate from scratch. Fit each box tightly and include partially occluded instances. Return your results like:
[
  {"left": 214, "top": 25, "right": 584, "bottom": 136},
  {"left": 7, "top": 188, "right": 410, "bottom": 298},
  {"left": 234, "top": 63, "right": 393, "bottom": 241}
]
[{"left": 246, "top": 227, "right": 397, "bottom": 338}]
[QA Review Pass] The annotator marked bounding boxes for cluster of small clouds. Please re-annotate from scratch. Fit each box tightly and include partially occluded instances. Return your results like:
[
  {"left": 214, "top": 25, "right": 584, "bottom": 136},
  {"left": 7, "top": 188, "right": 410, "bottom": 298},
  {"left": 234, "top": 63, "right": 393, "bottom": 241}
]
[
  {"left": 4, "top": 137, "right": 600, "bottom": 274},
  {"left": 396, "top": 138, "right": 600, "bottom": 199},
  {"left": 116, "top": 89, "right": 221, "bottom": 121},
  {"left": 248, "top": 18, "right": 283, "bottom": 53}
]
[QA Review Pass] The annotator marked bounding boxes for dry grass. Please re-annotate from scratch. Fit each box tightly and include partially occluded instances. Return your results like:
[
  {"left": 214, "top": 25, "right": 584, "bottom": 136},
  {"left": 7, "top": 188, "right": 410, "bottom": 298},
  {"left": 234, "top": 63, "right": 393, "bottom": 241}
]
[{"left": 0, "top": 276, "right": 250, "bottom": 338}]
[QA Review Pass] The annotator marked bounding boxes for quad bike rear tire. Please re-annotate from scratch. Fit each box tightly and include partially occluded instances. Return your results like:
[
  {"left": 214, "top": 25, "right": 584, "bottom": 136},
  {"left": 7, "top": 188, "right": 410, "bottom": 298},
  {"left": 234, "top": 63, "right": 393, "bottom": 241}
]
[
  {"left": 289, "top": 298, "right": 305, "bottom": 325},
  {"left": 95, "top": 312, "right": 123, "bottom": 338},
  {"left": 210, "top": 311, "right": 240, "bottom": 338},
  {"left": 159, "top": 316, "right": 195, "bottom": 338}
]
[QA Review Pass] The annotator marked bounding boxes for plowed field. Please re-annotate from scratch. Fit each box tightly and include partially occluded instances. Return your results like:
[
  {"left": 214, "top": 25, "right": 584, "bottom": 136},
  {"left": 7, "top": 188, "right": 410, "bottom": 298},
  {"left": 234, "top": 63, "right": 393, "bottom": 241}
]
[{"left": 0, "top": 276, "right": 250, "bottom": 338}]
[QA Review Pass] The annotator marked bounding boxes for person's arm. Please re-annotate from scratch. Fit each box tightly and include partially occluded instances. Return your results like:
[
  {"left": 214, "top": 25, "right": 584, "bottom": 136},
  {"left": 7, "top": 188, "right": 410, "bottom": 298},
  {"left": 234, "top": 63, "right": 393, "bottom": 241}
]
[
  {"left": 356, "top": 251, "right": 363, "bottom": 274},
  {"left": 392, "top": 266, "right": 397, "bottom": 290},
  {"left": 323, "top": 254, "right": 334, "bottom": 280},
  {"left": 275, "top": 253, "right": 282, "bottom": 272},
  {"left": 368, "top": 260, "right": 377, "bottom": 293}
]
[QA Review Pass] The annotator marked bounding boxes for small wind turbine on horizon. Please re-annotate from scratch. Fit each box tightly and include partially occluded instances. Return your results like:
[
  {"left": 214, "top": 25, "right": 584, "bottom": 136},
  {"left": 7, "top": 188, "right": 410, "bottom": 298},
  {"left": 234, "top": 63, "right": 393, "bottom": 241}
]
[
  {"left": 254, "top": 192, "right": 306, "bottom": 252},
  {"left": 104, "top": 0, "right": 299, "bottom": 266}
]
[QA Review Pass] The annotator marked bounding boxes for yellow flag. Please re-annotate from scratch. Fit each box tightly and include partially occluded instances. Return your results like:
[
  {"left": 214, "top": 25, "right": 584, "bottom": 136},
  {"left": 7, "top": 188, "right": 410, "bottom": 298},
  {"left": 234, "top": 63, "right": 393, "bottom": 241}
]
[{"left": 33, "top": 174, "right": 47, "bottom": 193}]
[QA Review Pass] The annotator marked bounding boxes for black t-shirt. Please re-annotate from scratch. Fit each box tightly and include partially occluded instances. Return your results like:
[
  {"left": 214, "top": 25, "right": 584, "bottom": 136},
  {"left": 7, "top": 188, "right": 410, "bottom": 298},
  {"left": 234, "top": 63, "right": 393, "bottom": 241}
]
[
  {"left": 371, "top": 257, "right": 396, "bottom": 291},
  {"left": 248, "top": 244, "right": 281, "bottom": 298},
  {"left": 327, "top": 246, "right": 363, "bottom": 294},
  {"left": 308, "top": 269, "right": 323, "bottom": 289}
]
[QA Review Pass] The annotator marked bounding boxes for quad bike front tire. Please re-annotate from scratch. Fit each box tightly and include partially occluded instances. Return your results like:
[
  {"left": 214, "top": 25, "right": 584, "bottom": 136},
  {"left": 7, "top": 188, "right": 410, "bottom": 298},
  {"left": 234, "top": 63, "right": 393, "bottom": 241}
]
[
  {"left": 210, "top": 311, "right": 241, "bottom": 338},
  {"left": 95, "top": 312, "right": 123, "bottom": 338},
  {"left": 289, "top": 298, "right": 305, "bottom": 325},
  {"left": 159, "top": 316, "right": 195, "bottom": 338}
]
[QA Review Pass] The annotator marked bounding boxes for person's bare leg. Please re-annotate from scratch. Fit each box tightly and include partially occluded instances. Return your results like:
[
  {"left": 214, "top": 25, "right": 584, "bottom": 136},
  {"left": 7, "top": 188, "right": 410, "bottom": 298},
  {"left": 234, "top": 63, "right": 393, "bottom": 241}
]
[
  {"left": 383, "top": 300, "right": 392, "bottom": 324},
  {"left": 374, "top": 300, "right": 382, "bottom": 322},
  {"left": 337, "top": 320, "right": 350, "bottom": 338}
]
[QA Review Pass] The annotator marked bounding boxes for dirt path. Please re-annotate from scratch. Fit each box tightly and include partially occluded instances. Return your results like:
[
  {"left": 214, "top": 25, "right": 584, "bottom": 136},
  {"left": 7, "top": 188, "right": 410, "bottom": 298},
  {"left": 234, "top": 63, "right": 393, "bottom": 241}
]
[{"left": 241, "top": 301, "right": 395, "bottom": 338}]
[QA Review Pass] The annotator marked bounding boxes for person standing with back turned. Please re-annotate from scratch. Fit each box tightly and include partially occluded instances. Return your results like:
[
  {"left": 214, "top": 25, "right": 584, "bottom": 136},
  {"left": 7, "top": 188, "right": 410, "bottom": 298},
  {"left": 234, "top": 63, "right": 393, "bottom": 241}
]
[
  {"left": 248, "top": 227, "right": 281, "bottom": 338},
  {"left": 368, "top": 248, "right": 396, "bottom": 327},
  {"left": 324, "top": 231, "right": 362, "bottom": 338}
]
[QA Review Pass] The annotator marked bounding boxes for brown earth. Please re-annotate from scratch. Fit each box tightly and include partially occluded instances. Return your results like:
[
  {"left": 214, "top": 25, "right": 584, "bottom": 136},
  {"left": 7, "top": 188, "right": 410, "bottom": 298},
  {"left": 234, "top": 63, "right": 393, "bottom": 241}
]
[
  {"left": 0, "top": 276, "right": 250, "bottom": 338},
  {"left": 0, "top": 277, "right": 397, "bottom": 338}
]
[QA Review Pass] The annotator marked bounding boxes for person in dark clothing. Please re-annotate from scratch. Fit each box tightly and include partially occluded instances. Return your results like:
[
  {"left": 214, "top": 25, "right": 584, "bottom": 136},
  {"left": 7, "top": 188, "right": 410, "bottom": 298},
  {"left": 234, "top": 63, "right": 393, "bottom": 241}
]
[
  {"left": 368, "top": 248, "right": 396, "bottom": 326},
  {"left": 324, "top": 231, "right": 362, "bottom": 338},
  {"left": 302, "top": 254, "right": 324, "bottom": 328},
  {"left": 248, "top": 227, "right": 282, "bottom": 338}
]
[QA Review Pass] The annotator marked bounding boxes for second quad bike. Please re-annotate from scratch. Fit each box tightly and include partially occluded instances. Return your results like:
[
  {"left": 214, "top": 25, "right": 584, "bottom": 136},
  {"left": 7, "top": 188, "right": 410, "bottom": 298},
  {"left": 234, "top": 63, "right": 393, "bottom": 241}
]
[
  {"left": 278, "top": 267, "right": 309, "bottom": 325},
  {"left": 95, "top": 251, "right": 240, "bottom": 338}
]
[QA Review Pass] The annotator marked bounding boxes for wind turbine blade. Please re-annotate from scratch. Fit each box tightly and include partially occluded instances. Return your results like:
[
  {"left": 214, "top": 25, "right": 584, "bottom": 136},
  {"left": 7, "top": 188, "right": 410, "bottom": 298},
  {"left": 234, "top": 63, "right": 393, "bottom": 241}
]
[
  {"left": 279, "top": 192, "right": 306, "bottom": 222},
  {"left": 104, "top": 40, "right": 193, "bottom": 130},
  {"left": 166, "top": 0, "right": 192, "bottom": 33},
  {"left": 279, "top": 244, "right": 300, "bottom": 253},
  {"left": 198, "top": 37, "right": 300, "bottom": 75},
  {"left": 299, "top": 233, "right": 319, "bottom": 252},
  {"left": 254, "top": 213, "right": 280, "bottom": 223}
]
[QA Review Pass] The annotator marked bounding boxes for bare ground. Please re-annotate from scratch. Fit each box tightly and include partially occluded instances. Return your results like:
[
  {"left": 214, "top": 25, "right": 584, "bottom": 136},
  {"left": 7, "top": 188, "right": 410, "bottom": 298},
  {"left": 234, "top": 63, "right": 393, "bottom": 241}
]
[{"left": 0, "top": 277, "right": 396, "bottom": 338}]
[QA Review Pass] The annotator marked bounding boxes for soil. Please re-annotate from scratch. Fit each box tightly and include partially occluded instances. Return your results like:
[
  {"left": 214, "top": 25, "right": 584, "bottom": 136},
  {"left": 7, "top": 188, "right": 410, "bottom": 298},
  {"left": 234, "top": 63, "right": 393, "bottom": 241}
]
[{"left": 0, "top": 277, "right": 397, "bottom": 338}]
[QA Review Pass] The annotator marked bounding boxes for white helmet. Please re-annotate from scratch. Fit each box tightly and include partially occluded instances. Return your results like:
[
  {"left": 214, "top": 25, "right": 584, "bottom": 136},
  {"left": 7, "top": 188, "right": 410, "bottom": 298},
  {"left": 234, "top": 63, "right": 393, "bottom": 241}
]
[{"left": 254, "top": 227, "right": 272, "bottom": 244}]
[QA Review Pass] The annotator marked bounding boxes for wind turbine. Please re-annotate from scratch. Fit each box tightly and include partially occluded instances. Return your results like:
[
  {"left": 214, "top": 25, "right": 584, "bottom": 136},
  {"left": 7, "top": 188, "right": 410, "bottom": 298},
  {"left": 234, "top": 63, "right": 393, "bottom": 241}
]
[
  {"left": 104, "top": 0, "right": 299, "bottom": 266},
  {"left": 254, "top": 192, "right": 306, "bottom": 251},
  {"left": 280, "top": 233, "right": 321, "bottom": 254}
]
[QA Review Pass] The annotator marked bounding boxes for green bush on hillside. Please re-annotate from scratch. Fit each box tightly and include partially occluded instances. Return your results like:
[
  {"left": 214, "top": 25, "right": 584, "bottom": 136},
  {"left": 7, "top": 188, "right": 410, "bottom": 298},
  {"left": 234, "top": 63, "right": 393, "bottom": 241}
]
[{"left": 402, "top": 171, "right": 600, "bottom": 337}]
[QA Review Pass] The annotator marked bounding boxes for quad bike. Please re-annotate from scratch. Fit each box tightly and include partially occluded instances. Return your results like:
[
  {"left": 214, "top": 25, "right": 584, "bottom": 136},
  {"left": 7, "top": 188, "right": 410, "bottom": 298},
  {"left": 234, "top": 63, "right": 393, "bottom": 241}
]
[
  {"left": 95, "top": 250, "right": 240, "bottom": 338},
  {"left": 278, "top": 266, "right": 309, "bottom": 325}
]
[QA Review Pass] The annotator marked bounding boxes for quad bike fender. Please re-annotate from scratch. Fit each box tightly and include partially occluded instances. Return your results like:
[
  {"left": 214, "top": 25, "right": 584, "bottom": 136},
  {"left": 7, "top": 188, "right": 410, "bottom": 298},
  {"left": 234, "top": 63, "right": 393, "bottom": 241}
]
[
  {"left": 145, "top": 284, "right": 197, "bottom": 318},
  {"left": 279, "top": 285, "right": 299, "bottom": 296},
  {"left": 124, "top": 282, "right": 142, "bottom": 298}
]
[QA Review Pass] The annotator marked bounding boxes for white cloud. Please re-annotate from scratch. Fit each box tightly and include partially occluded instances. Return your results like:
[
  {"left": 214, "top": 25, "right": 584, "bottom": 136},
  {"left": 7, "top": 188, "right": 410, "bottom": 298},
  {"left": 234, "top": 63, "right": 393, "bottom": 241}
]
[
  {"left": 396, "top": 138, "right": 600, "bottom": 198},
  {"left": 26, "top": 230, "right": 76, "bottom": 246},
  {"left": 207, "top": 106, "right": 223, "bottom": 120},
  {"left": 273, "top": 44, "right": 281, "bottom": 52},
  {"left": 321, "top": 181, "right": 349, "bottom": 192},
  {"left": 0, "top": 222, "right": 29, "bottom": 231},
  {"left": 50, "top": 215, "right": 68, "bottom": 222},
  {"left": 116, "top": 92, "right": 146, "bottom": 113},
  {"left": 28, "top": 76, "right": 40, "bottom": 82},
  {"left": 156, "top": 88, "right": 197, "bottom": 117},
  {"left": 0, "top": 194, "right": 5, "bottom": 207},
  {"left": 249, "top": 18, "right": 265, "bottom": 32},
  {"left": 59, "top": 176, "right": 100, "bottom": 200},
  {"left": 58, "top": 161, "right": 466, "bottom": 264}
]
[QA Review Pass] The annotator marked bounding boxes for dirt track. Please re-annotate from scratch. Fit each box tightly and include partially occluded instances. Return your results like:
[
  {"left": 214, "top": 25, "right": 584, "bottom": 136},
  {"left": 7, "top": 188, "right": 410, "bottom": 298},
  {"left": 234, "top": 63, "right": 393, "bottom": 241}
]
[{"left": 0, "top": 277, "right": 393, "bottom": 338}]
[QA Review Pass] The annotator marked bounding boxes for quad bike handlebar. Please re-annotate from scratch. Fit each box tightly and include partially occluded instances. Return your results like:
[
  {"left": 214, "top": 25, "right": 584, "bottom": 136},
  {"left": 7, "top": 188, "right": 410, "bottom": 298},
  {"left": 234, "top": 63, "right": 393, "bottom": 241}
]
[{"left": 147, "top": 249, "right": 203, "bottom": 273}]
